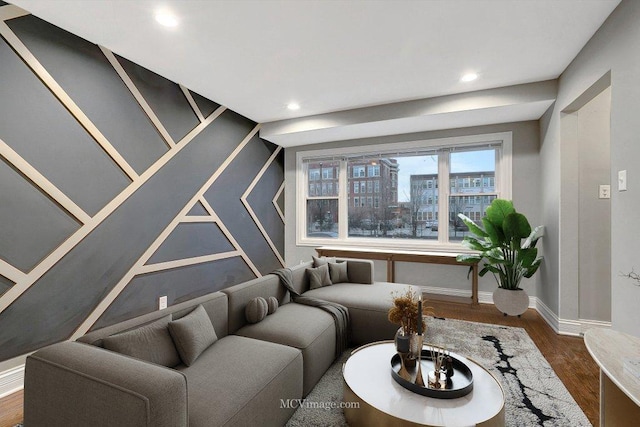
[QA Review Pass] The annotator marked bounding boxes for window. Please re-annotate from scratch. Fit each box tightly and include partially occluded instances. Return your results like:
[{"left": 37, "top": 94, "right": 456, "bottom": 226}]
[
  {"left": 304, "top": 160, "right": 339, "bottom": 238},
  {"left": 449, "top": 149, "right": 497, "bottom": 241},
  {"left": 368, "top": 164, "right": 380, "bottom": 177},
  {"left": 297, "top": 132, "right": 511, "bottom": 248}
]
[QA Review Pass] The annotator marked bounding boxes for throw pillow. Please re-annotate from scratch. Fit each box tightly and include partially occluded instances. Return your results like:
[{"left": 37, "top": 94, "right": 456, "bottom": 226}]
[
  {"left": 329, "top": 261, "right": 349, "bottom": 283},
  {"left": 245, "top": 297, "right": 269, "bottom": 324},
  {"left": 266, "top": 296, "right": 279, "bottom": 315},
  {"left": 307, "top": 263, "right": 332, "bottom": 289},
  {"left": 103, "top": 315, "right": 181, "bottom": 368},
  {"left": 168, "top": 305, "right": 218, "bottom": 366},
  {"left": 312, "top": 255, "right": 337, "bottom": 268}
]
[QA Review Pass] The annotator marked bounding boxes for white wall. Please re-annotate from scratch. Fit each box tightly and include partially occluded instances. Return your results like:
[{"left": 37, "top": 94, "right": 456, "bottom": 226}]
[
  {"left": 577, "top": 87, "right": 611, "bottom": 322},
  {"left": 284, "top": 121, "right": 541, "bottom": 297},
  {"left": 540, "top": 0, "right": 640, "bottom": 335}
]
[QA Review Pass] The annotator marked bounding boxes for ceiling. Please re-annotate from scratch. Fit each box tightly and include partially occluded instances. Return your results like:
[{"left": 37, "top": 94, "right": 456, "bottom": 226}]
[{"left": 9, "top": 0, "right": 621, "bottom": 146}]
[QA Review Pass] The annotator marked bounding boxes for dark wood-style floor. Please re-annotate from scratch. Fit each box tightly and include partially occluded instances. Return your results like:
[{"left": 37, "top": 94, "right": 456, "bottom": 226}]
[{"left": 0, "top": 300, "right": 599, "bottom": 427}]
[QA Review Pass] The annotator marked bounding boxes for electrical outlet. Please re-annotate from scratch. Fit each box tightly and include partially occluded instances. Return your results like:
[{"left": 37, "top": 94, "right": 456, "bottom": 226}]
[
  {"left": 599, "top": 185, "right": 610, "bottom": 199},
  {"left": 158, "top": 295, "right": 168, "bottom": 310},
  {"left": 618, "top": 170, "right": 627, "bottom": 191}
]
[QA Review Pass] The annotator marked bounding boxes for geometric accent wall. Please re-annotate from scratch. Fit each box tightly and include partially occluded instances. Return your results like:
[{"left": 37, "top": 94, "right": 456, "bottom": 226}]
[{"left": 0, "top": 5, "right": 284, "bottom": 362}]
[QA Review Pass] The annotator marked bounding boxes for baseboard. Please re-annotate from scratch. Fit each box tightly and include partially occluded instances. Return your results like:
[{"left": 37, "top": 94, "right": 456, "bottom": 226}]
[
  {"left": 0, "top": 364, "right": 24, "bottom": 399},
  {"left": 425, "top": 286, "right": 611, "bottom": 337}
]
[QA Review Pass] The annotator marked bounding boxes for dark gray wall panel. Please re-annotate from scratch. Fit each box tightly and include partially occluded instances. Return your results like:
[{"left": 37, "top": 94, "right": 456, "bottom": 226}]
[
  {"left": 0, "top": 158, "right": 80, "bottom": 272},
  {"left": 147, "top": 222, "right": 235, "bottom": 264},
  {"left": 117, "top": 55, "right": 199, "bottom": 143},
  {"left": 187, "top": 200, "right": 209, "bottom": 216},
  {"left": 7, "top": 16, "right": 169, "bottom": 175},
  {"left": 205, "top": 136, "right": 282, "bottom": 275},
  {"left": 190, "top": 90, "right": 220, "bottom": 118},
  {"left": 92, "top": 257, "right": 253, "bottom": 329},
  {"left": 0, "top": 36, "right": 130, "bottom": 216},
  {"left": 0, "top": 275, "right": 13, "bottom": 297},
  {"left": 247, "top": 150, "right": 284, "bottom": 256},
  {"left": 0, "top": 110, "right": 256, "bottom": 360}
]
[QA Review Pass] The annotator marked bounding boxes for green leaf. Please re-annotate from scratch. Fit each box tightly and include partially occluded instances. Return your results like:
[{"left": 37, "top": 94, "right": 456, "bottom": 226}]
[
  {"left": 523, "top": 257, "right": 543, "bottom": 278},
  {"left": 483, "top": 217, "right": 504, "bottom": 245},
  {"left": 486, "top": 199, "right": 514, "bottom": 228},
  {"left": 458, "top": 213, "right": 488, "bottom": 238},
  {"left": 503, "top": 212, "right": 532, "bottom": 242},
  {"left": 518, "top": 247, "right": 538, "bottom": 268},
  {"left": 456, "top": 253, "right": 482, "bottom": 263}
]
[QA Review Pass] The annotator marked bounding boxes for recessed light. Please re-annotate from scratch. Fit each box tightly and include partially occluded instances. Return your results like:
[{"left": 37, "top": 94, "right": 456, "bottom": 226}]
[
  {"left": 155, "top": 11, "right": 179, "bottom": 27},
  {"left": 461, "top": 73, "right": 478, "bottom": 82},
  {"left": 287, "top": 102, "right": 300, "bottom": 111}
]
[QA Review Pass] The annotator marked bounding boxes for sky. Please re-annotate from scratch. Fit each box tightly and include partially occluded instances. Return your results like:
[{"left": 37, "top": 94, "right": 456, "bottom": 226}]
[{"left": 395, "top": 149, "right": 495, "bottom": 202}]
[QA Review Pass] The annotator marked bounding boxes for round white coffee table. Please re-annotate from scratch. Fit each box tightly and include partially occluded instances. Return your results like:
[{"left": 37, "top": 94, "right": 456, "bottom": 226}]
[{"left": 343, "top": 341, "right": 505, "bottom": 427}]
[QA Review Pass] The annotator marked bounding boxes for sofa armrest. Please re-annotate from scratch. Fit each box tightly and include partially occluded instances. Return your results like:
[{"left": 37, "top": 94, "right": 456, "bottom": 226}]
[
  {"left": 24, "top": 341, "right": 188, "bottom": 427},
  {"left": 342, "top": 259, "right": 374, "bottom": 284}
]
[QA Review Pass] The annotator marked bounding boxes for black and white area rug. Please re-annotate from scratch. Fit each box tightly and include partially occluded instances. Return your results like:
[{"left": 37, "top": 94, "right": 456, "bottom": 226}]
[{"left": 287, "top": 318, "right": 591, "bottom": 427}]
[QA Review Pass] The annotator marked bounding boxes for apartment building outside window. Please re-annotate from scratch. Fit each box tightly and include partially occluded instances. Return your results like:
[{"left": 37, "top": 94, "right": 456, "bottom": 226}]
[{"left": 297, "top": 132, "right": 512, "bottom": 249}]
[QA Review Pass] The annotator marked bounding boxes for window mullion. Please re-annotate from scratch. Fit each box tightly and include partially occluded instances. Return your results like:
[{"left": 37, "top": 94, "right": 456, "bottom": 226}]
[
  {"left": 438, "top": 149, "right": 449, "bottom": 244},
  {"left": 338, "top": 158, "right": 348, "bottom": 239}
]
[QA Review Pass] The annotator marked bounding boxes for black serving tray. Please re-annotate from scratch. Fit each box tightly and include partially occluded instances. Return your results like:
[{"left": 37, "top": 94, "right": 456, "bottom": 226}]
[{"left": 390, "top": 349, "right": 473, "bottom": 399}]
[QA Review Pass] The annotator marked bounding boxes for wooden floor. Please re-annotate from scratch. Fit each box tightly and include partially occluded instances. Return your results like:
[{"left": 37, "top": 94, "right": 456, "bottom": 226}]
[{"left": 0, "top": 301, "right": 599, "bottom": 427}]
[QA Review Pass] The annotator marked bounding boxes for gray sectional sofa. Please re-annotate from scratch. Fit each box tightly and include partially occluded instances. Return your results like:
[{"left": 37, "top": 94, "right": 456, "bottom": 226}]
[{"left": 24, "top": 258, "right": 417, "bottom": 427}]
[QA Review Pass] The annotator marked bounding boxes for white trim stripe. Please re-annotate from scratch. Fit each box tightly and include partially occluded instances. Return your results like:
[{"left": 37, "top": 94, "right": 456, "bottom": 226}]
[
  {"left": 100, "top": 46, "right": 175, "bottom": 148},
  {"left": 180, "top": 84, "right": 205, "bottom": 123},
  {"left": 69, "top": 123, "right": 259, "bottom": 339},
  {"left": 180, "top": 216, "right": 216, "bottom": 223},
  {"left": 0, "top": 107, "right": 227, "bottom": 314},
  {"left": 139, "top": 251, "right": 241, "bottom": 274},
  {"left": 241, "top": 146, "right": 285, "bottom": 266},
  {"left": 0, "top": 4, "right": 29, "bottom": 21},
  {"left": 0, "top": 137, "right": 90, "bottom": 224},
  {"left": 0, "top": 260, "right": 25, "bottom": 284},
  {"left": 273, "top": 181, "right": 285, "bottom": 223},
  {"left": 0, "top": 23, "right": 138, "bottom": 181}
]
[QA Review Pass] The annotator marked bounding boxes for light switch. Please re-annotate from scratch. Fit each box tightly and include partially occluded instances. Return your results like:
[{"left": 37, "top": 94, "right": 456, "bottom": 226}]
[
  {"left": 599, "top": 185, "right": 610, "bottom": 199},
  {"left": 618, "top": 170, "right": 627, "bottom": 191}
]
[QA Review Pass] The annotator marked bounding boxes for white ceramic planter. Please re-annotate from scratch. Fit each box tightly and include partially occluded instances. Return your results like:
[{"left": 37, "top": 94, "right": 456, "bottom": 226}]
[{"left": 493, "top": 288, "right": 529, "bottom": 317}]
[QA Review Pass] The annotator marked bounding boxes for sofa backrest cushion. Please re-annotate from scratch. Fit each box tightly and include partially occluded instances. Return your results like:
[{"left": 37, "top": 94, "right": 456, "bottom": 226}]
[
  {"left": 168, "top": 304, "right": 218, "bottom": 366},
  {"left": 307, "top": 264, "right": 332, "bottom": 289},
  {"left": 329, "top": 261, "right": 349, "bottom": 283},
  {"left": 78, "top": 292, "right": 229, "bottom": 347},
  {"left": 102, "top": 315, "right": 181, "bottom": 367}
]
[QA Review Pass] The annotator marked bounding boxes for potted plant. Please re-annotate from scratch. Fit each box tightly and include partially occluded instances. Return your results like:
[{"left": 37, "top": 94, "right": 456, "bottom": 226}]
[{"left": 456, "top": 199, "right": 544, "bottom": 316}]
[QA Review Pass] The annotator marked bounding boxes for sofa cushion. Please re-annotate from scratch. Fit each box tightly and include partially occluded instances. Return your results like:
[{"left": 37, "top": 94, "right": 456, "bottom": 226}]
[
  {"left": 176, "top": 335, "right": 302, "bottom": 427},
  {"left": 168, "top": 305, "right": 218, "bottom": 366},
  {"left": 245, "top": 297, "right": 269, "bottom": 324},
  {"left": 307, "top": 263, "right": 331, "bottom": 289},
  {"left": 312, "top": 255, "right": 336, "bottom": 267},
  {"left": 329, "top": 261, "right": 349, "bottom": 283},
  {"left": 102, "top": 315, "right": 180, "bottom": 368},
  {"left": 267, "top": 296, "right": 279, "bottom": 314},
  {"left": 235, "top": 303, "right": 336, "bottom": 395},
  {"left": 305, "top": 282, "right": 420, "bottom": 345}
]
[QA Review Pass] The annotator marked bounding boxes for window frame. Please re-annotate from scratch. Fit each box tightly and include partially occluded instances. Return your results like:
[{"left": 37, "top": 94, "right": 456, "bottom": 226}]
[{"left": 296, "top": 132, "right": 512, "bottom": 251}]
